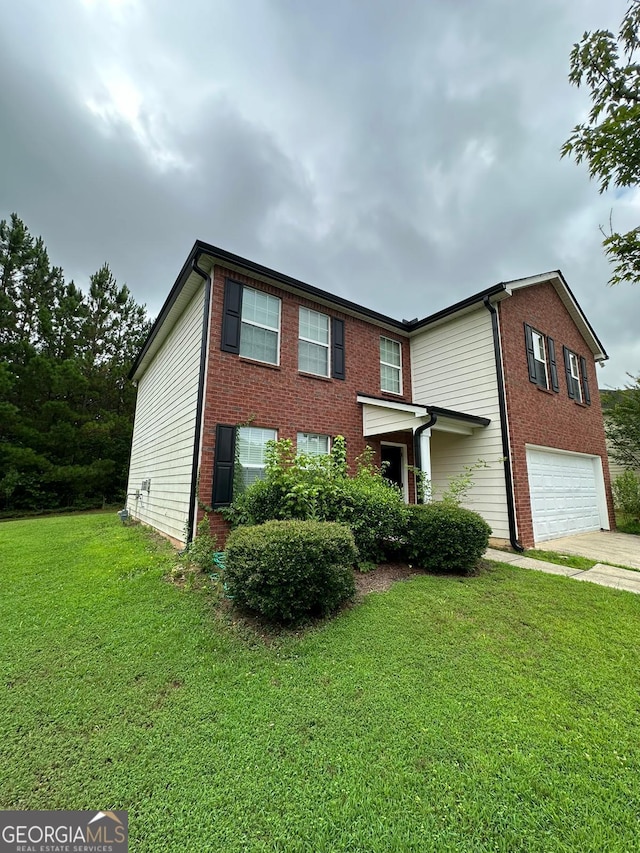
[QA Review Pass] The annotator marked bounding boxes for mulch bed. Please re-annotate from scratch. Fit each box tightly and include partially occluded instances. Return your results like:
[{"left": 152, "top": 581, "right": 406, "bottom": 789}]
[{"left": 353, "top": 562, "right": 421, "bottom": 595}]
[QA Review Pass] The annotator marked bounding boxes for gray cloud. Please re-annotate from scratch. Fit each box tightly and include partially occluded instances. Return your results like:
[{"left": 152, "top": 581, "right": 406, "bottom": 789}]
[{"left": 0, "top": 0, "right": 636, "bottom": 385}]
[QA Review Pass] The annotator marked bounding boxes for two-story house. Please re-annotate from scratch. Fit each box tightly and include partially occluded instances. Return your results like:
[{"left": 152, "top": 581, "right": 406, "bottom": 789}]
[{"left": 126, "top": 241, "right": 614, "bottom": 550}]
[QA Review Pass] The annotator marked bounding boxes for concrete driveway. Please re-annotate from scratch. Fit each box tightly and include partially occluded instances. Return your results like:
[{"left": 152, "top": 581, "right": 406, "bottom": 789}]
[{"left": 541, "top": 530, "right": 640, "bottom": 570}]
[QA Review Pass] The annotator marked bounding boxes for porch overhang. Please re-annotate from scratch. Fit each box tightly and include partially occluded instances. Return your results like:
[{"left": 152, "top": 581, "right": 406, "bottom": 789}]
[{"left": 356, "top": 394, "right": 490, "bottom": 437}]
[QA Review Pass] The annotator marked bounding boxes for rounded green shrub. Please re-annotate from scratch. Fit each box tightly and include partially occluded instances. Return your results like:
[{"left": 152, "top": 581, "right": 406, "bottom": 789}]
[
  {"left": 221, "top": 440, "right": 407, "bottom": 564},
  {"left": 406, "top": 502, "right": 491, "bottom": 574},
  {"left": 224, "top": 520, "right": 357, "bottom": 624},
  {"left": 322, "top": 475, "right": 407, "bottom": 563}
]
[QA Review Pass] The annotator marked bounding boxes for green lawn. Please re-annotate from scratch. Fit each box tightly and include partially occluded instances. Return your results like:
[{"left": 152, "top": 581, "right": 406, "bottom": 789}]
[
  {"left": 523, "top": 549, "right": 597, "bottom": 571},
  {"left": 2, "top": 514, "right": 640, "bottom": 852}
]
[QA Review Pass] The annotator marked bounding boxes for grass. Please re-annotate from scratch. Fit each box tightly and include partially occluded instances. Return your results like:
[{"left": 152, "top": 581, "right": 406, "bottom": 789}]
[
  {"left": 616, "top": 512, "right": 640, "bottom": 536},
  {"left": 2, "top": 513, "right": 640, "bottom": 852},
  {"left": 524, "top": 549, "right": 597, "bottom": 571}
]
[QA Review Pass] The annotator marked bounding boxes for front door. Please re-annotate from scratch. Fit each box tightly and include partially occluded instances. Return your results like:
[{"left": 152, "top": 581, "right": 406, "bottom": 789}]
[{"left": 381, "top": 444, "right": 404, "bottom": 495}]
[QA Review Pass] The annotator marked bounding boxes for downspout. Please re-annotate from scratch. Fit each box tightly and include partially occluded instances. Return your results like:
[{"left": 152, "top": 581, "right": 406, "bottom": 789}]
[
  {"left": 484, "top": 296, "right": 524, "bottom": 552},
  {"left": 413, "top": 414, "right": 437, "bottom": 504},
  {"left": 186, "top": 253, "right": 213, "bottom": 544}
]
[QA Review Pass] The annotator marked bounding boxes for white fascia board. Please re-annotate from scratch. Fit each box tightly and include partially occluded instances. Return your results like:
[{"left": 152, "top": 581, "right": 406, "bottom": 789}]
[
  {"left": 132, "top": 258, "right": 213, "bottom": 382},
  {"left": 356, "top": 395, "right": 428, "bottom": 416}
]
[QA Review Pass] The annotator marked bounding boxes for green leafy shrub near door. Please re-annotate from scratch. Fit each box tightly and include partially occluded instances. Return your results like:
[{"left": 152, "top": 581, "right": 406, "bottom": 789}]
[
  {"left": 406, "top": 503, "right": 491, "bottom": 574},
  {"left": 224, "top": 520, "right": 357, "bottom": 624},
  {"left": 221, "top": 437, "right": 406, "bottom": 563}
]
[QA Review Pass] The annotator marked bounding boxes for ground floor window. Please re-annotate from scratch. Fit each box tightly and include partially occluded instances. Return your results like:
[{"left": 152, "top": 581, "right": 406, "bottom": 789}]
[
  {"left": 297, "top": 432, "right": 330, "bottom": 456},
  {"left": 237, "top": 426, "right": 277, "bottom": 489}
]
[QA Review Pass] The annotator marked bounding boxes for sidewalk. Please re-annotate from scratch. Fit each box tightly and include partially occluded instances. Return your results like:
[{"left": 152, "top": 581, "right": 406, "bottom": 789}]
[{"left": 485, "top": 548, "right": 640, "bottom": 595}]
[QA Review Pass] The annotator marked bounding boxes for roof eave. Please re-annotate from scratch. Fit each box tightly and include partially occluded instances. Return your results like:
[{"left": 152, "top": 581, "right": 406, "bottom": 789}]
[{"left": 503, "top": 270, "right": 608, "bottom": 361}]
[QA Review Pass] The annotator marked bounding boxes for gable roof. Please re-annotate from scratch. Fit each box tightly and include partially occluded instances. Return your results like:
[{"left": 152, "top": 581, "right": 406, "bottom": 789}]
[
  {"left": 129, "top": 244, "right": 608, "bottom": 381},
  {"left": 501, "top": 270, "right": 607, "bottom": 362}
]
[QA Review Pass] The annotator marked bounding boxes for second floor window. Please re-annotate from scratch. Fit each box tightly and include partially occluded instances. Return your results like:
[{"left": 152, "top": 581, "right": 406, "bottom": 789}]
[
  {"left": 240, "top": 287, "right": 281, "bottom": 365},
  {"left": 563, "top": 347, "right": 590, "bottom": 405},
  {"left": 531, "top": 329, "right": 548, "bottom": 389},
  {"left": 380, "top": 336, "right": 402, "bottom": 394},
  {"left": 524, "top": 323, "right": 559, "bottom": 392},
  {"left": 299, "top": 307, "right": 330, "bottom": 376},
  {"left": 568, "top": 351, "right": 582, "bottom": 402}
]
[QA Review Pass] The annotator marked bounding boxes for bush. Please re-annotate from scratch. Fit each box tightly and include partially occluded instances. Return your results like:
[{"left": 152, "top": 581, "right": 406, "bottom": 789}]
[
  {"left": 220, "top": 438, "right": 407, "bottom": 564},
  {"left": 224, "top": 520, "right": 357, "bottom": 624},
  {"left": 406, "top": 502, "right": 491, "bottom": 574},
  {"left": 186, "top": 514, "right": 218, "bottom": 572},
  {"left": 322, "top": 473, "right": 407, "bottom": 562},
  {"left": 612, "top": 470, "right": 640, "bottom": 518}
]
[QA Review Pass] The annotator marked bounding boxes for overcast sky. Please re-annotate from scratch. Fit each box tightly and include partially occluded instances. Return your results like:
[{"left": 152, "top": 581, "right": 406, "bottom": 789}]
[{"left": 1, "top": 0, "right": 638, "bottom": 387}]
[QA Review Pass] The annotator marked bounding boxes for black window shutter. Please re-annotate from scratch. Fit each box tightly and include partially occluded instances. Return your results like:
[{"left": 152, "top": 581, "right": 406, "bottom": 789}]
[
  {"left": 579, "top": 355, "right": 591, "bottom": 405},
  {"left": 332, "top": 317, "right": 345, "bottom": 380},
  {"left": 220, "top": 279, "right": 243, "bottom": 353},
  {"left": 212, "top": 424, "right": 236, "bottom": 507},
  {"left": 547, "top": 336, "right": 559, "bottom": 392},
  {"left": 563, "top": 345, "right": 576, "bottom": 399},
  {"left": 524, "top": 323, "right": 537, "bottom": 383}
]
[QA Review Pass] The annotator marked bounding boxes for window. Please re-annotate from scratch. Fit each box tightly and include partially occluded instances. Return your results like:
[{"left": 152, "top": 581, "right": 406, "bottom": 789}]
[
  {"left": 239, "top": 287, "right": 281, "bottom": 364},
  {"left": 299, "top": 307, "right": 330, "bottom": 376},
  {"left": 222, "top": 279, "right": 346, "bottom": 377},
  {"left": 524, "top": 323, "right": 559, "bottom": 392},
  {"left": 568, "top": 351, "right": 582, "bottom": 402},
  {"left": 237, "top": 426, "right": 277, "bottom": 489},
  {"left": 563, "top": 346, "right": 591, "bottom": 405},
  {"left": 380, "top": 337, "right": 402, "bottom": 394},
  {"left": 297, "top": 432, "right": 330, "bottom": 456},
  {"left": 531, "top": 330, "right": 548, "bottom": 388}
]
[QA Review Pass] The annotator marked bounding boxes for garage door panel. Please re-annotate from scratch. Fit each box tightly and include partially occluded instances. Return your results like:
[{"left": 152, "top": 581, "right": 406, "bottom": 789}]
[{"left": 526, "top": 448, "right": 604, "bottom": 543}]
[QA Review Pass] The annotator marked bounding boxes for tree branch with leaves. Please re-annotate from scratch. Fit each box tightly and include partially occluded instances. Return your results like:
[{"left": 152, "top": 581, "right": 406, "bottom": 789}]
[{"left": 562, "top": 1, "right": 640, "bottom": 285}]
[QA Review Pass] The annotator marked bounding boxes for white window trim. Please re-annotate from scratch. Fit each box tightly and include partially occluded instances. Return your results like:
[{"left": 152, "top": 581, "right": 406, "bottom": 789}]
[
  {"left": 380, "top": 336, "right": 403, "bottom": 395},
  {"left": 569, "top": 351, "right": 583, "bottom": 402},
  {"left": 298, "top": 307, "right": 330, "bottom": 376},
  {"left": 532, "top": 329, "right": 549, "bottom": 389},
  {"left": 240, "top": 287, "right": 282, "bottom": 366},
  {"left": 237, "top": 426, "right": 278, "bottom": 485},
  {"left": 297, "top": 432, "right": 331, "bottom": 456}
]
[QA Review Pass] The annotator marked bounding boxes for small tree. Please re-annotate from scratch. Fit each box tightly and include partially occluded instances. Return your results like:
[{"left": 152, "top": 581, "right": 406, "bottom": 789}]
[
  {"left": 561, "top": 2, "right": 640, "bottom": 285},
  {"left": 606, "top": 374, "right": 640, "bottom": 469},
  {"left": 612, "top": 470, "right": 640, "bottom": 519}
]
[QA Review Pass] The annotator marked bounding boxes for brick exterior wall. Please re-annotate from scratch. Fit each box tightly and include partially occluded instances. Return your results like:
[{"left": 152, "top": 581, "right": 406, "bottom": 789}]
[
  {"left": 198, "top": 265, "right": 414, "bottom": 543},
  {"left": 498, "top": 282, "right": 614, "bottom": 547}
]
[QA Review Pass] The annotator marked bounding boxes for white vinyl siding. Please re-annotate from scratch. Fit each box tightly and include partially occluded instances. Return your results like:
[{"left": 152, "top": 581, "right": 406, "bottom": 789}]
[
  {"left": 410, "top": 307, "right": 509, "bottom": 539},
  {"left": 240, "top": 287, "right": 280, "bottom": 364},
  {"left": 362, "top": 407, "right": 417, "bottom": 436},
  {"left": 297, "top": 432, "right": 330, "bottom": 455},
  {"left": 127, "top": 284, "right": 205, "bottom": 544},
  {"left": 237, "top": 427, "right": 277, "bottom": 489},
  {"left": 380, "top": 337, "right": 402, "bottom": 394}
]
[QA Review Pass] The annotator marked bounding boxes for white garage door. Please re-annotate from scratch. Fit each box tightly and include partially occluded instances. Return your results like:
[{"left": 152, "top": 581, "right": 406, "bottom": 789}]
[{"left": 526, "top": 448, "right": 605, "bottom": 543}]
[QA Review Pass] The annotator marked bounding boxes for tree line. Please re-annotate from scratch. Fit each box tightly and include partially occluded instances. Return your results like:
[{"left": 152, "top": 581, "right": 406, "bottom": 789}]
[{"left": 0, "top": 214, "right": 150, "bottom": 513}]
